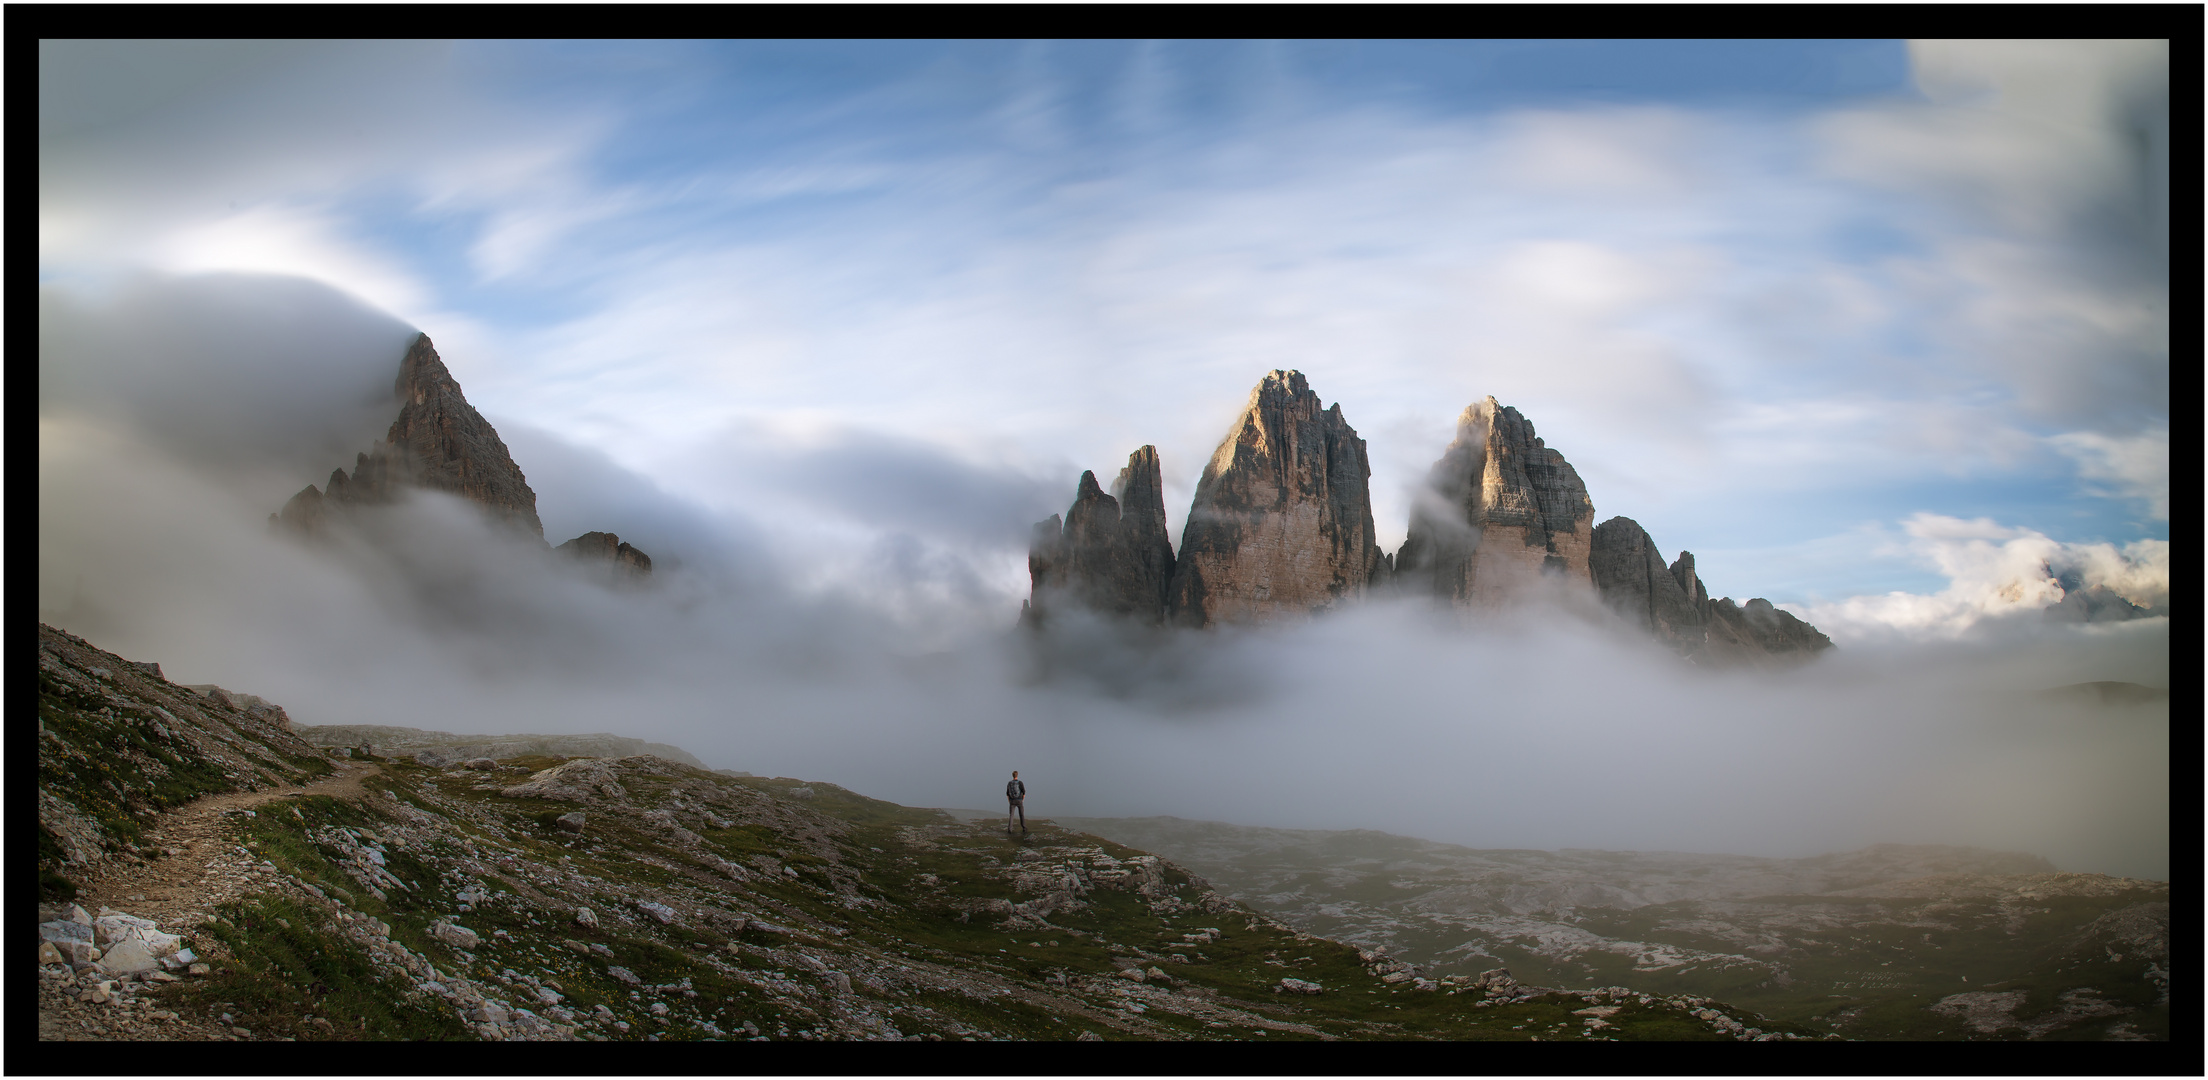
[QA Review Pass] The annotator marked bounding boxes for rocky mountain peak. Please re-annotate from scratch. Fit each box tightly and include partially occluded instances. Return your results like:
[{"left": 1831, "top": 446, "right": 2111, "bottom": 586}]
[
  {"left": 1589, "top": 516, "right": 1832, "bottom": 664},
  {"left": 273, "top": 335, "right": 654, "bottom": 574},
  {"left": 275, "top": 334, "right": 543, "bottom": 540},
  {"left": 1395, "top": 396, "right": 1595, "bottom": 607},
  {"left": 377, "top": 333, "right": 545, "bottom": 538},
  {"left": 1166, "top": 371, "right": 1384, "bottom": 627},
  {"left": 1024, "top": 447, "right": 1176, "bottom": 625}
]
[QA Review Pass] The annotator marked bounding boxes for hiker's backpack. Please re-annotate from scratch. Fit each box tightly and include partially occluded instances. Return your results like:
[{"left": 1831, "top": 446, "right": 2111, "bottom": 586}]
[{"left": 1007, "top": 779, "right": 1024, "bottom": 800}]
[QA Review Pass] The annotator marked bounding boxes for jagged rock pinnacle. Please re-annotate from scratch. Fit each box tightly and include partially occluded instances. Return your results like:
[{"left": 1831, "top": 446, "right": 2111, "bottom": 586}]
[
  {"left": 1025, "top": 446, "right": 1176, "bottom": 625},
  {"left": 1589, "top": 515, "right": 1833, "bottom": 664},
  {"left": 275, "top": 333, "right": 544, "bottom": 540},
  {"left": 1395, "top": 396, "right": 1596, "bottom": 608},
  {"left": 1166, "top": 371, "right": 1384, "bottom": 627}
]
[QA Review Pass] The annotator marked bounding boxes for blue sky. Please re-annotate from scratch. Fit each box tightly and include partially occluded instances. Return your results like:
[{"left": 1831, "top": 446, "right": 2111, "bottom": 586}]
[{"left": 41, "top": 39, "right": 2169, "bottom": 638}]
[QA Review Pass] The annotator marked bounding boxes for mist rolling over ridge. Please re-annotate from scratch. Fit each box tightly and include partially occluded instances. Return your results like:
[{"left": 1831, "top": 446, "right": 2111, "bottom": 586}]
[{"left": 38, "top": 273, "right": 2167, "bottom": 885}]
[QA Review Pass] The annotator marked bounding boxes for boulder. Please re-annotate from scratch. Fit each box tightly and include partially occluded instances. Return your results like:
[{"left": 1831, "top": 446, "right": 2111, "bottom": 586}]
[
  {"left": 574, "top": 907, "right": 598, "bottom": 929},
  {"left": 95, "top": 938, "right": 158, "bottom": 974},
  {"left": 39, "top": 921, "right": 92, "bottom": 945},
  {"left": 92, "top": 914, "right": 158, "bottom": 945},
  {"left": 38, "top": 942, "right": 63, "bottom": 966},
  {"left": 501, "top": 758, "right": 624, "bottom": 803},
  {"left": 635, "top": 901, "right": 678, "bottom": 925},
  {"left": 606, "top": 966, "right": 641, "bottom": 985},
  {"left": 556, "top": 812, "right": 586, "bottom": 833},
  {"left": 461, "top": 758, "right": 499, "bottom": 771},
  {"left": 1275, "top": 978, "right": 1323, "bottom": 995},
  {"left": 431, "top": 923, "right": 480, "bottom": 949},
  {"left": 1471, "top": 968, "right": 1517, "bottom": 994},
  {"left": 1168, "top": 371, "right": 1386, "bottom": 626}
]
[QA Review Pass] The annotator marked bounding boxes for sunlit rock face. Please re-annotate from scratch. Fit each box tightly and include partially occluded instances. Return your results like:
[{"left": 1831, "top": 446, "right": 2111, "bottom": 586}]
[
  {"left": 276, "top": 333, "right": 545, "bottom": 540},
  {"left": 557, "top": 531, "right": 654, "bottom": 581},
  {"left": 1024, "top": 446, "right": 1177, "bottom": 626},
  {"left": 1166, "top": 371, "right": 1386, "bottom": 627},
  {"left": 1394, "top": 397, "right": 1595, "bottom": 608},
  {"left": 1590, "top": 516, "right": 1833, "bottom": 664}
]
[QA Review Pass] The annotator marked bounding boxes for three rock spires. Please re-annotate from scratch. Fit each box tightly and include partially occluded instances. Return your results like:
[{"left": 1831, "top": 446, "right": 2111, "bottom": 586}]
[{"left": 1024, "top": 369, "right": 1831, "bottom": 662}]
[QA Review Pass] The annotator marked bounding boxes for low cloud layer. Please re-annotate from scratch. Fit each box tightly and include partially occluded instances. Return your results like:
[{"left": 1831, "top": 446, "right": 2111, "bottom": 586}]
[{"left": 37, "top": 280, "right": 2168, "bottom": 883}]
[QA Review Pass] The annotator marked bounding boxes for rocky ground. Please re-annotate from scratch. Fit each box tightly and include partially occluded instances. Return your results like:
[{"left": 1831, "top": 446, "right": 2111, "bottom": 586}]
[
  {"left": 40, "top": 625, "right": 1826, "bottom": 1045},
  {"left": 1060, "top": 817, "right": 2172, "bottom": 1042}
]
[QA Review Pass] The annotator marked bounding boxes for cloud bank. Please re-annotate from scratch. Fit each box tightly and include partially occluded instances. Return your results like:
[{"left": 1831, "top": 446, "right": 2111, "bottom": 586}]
[{"left": 36, "top": 274, "right": 2168, "bottom": 884}]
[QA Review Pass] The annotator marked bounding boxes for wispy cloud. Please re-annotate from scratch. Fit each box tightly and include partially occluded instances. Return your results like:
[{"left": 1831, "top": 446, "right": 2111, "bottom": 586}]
[
  {"left": 40, "top": 42, "right": 2167, "bottom": 592},
  {"left": 2050, "top": 428, "right": 2170, "bottom": 521}
]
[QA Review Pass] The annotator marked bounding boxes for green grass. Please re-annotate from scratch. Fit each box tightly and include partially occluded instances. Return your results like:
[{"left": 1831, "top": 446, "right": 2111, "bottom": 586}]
[
  {"left": 85, "top": 744, "right": 1973, "bottom": 1043},
  {"left": 176, "top": 893, "right": 471, "bottom": 1041}
]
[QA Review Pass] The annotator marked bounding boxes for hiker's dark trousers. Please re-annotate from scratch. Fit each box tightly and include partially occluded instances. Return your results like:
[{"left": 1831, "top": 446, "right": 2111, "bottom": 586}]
[{"left": 1008, "top": 799, "right": 1025, "bottom": 829}]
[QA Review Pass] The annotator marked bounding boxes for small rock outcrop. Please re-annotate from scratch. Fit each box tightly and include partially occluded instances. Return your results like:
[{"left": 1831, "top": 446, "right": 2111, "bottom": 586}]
[
  {"left": 1589, "top": 516, "right": 1832, "bottom": 663},
  {"left": 1166, "top": 371, "right": 1386, "bottom": 627},
  {"left": 1394, "top": 397, "right": 1595, "bottom": 607},
  {"left": 276, "top": 333, "right": 545, "bottom": 540},
  {"left": 557, "top": 531, "right": 654, "bottom": 580},
  {"left": 1023, "top": 446, "right": 1177, "bottom": 626}
]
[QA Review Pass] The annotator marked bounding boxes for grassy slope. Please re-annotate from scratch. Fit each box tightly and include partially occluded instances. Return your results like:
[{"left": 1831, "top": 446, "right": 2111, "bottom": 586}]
[{"left": 159, "top": 754, "right": 1819, "bottom": 1043}]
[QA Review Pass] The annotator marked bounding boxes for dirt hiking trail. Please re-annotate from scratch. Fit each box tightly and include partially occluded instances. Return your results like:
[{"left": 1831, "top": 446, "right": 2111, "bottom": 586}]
[{"left": 70, "top": 761, "right": 384, "bottom": 927}]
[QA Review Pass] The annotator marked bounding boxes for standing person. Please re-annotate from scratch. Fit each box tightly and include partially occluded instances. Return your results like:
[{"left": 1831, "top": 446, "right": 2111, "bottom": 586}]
[{"left": 1006, "top": 770, "right": 1027, "bottom": 834}]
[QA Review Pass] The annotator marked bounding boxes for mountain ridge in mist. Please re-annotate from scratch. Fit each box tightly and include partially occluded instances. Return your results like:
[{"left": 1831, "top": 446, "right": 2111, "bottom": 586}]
[
  {"left": 1024, "top": 368, "right": 1834, "bottom": 666},
  {"left": 270, "top": 331, "right": 655, "bottom": 581}
]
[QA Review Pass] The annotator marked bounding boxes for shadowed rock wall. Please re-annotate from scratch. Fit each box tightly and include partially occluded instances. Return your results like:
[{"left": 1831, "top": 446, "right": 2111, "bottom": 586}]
[
  {"left": 1589, "top": 515, "right": 1832, "bottom": 664},
  {"left": 1025, "top": 446, "right": 1176, "bottom": 625}
]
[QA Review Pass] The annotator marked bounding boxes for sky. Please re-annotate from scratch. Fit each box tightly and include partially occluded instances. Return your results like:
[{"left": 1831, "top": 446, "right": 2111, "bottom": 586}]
[{"left": 38, "top": 41, "right": 2170, "bottom": 878}]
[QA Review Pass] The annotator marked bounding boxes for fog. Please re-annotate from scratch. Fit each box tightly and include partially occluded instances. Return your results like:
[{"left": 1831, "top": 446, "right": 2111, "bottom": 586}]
[{"left": 38, "top": 275, "right": 2169, "bottom": 883}]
